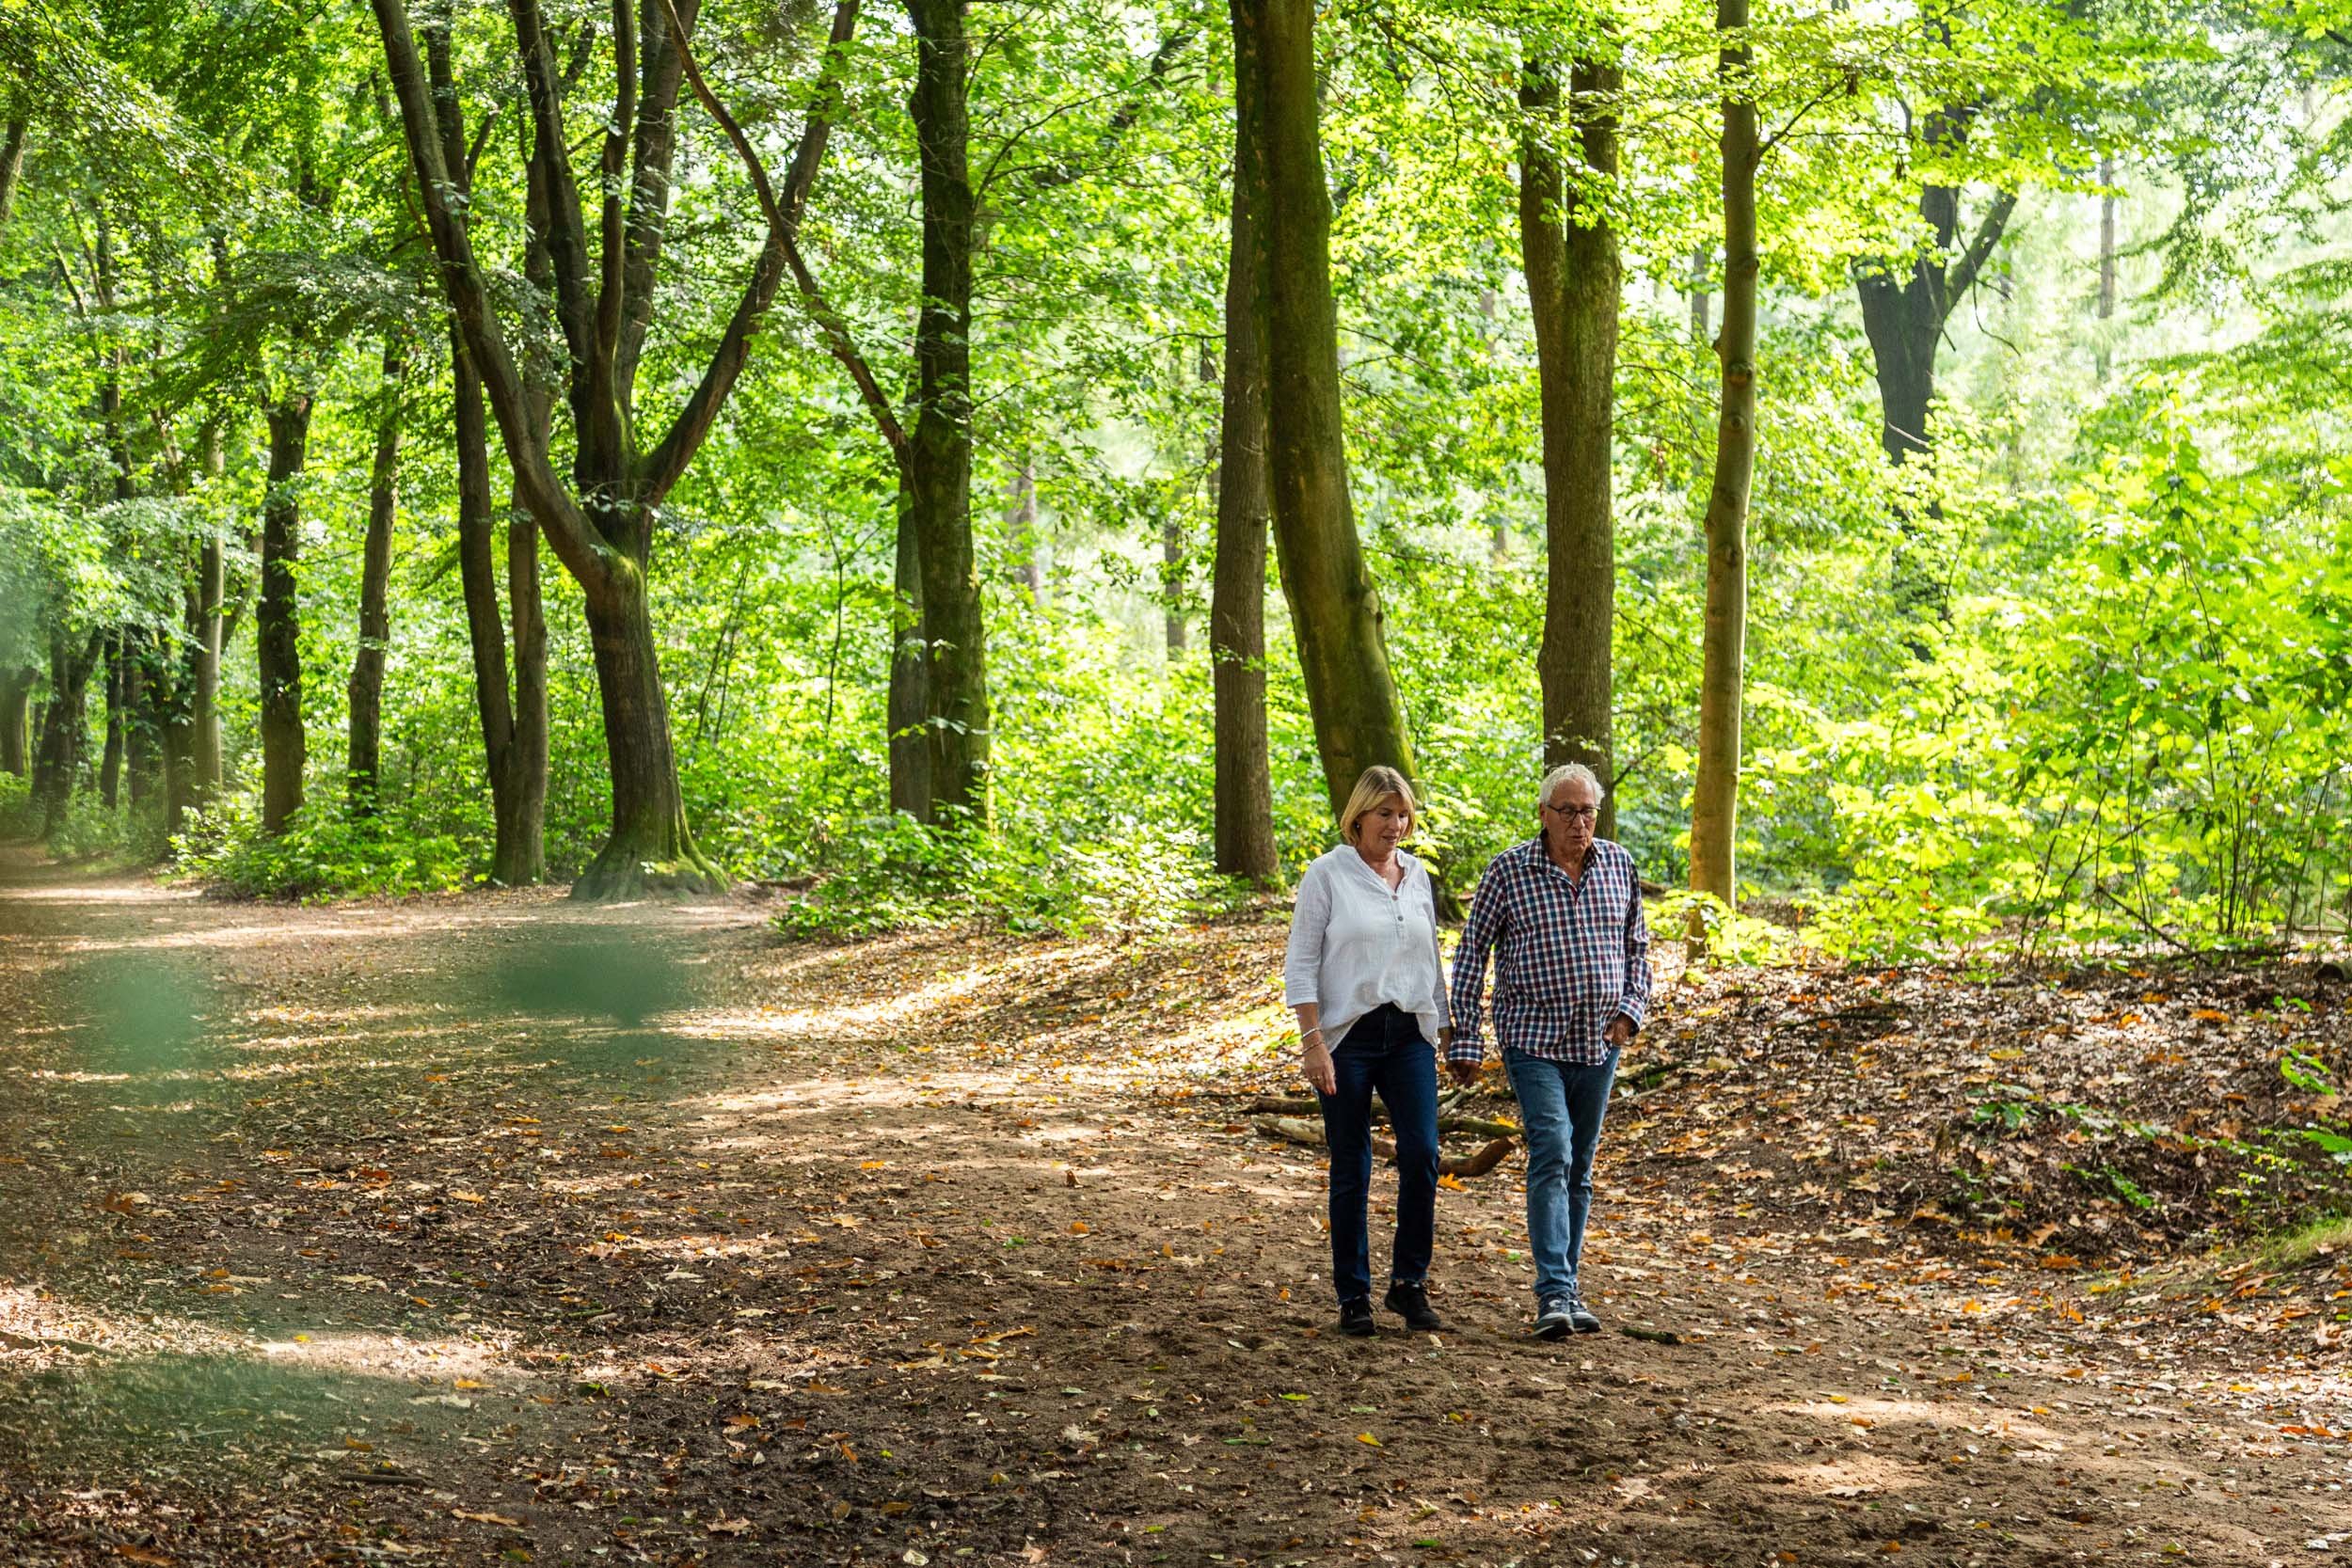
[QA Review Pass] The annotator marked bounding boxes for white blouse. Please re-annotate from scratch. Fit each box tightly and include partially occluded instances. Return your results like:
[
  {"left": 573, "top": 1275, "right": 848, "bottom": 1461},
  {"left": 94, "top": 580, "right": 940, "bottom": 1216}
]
[{"left": 1282, "top": 845, "right": 1452, "bottom": 1051}]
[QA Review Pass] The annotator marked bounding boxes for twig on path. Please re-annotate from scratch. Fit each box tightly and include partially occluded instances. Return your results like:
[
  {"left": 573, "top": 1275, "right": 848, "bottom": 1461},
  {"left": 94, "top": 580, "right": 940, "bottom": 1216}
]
[
  {"left": 1618, "top": 1325, "right": 1686, "bottom": 1345},
  {"left": 343, "top": 1467, "right": 438, "bottom": 1488}
]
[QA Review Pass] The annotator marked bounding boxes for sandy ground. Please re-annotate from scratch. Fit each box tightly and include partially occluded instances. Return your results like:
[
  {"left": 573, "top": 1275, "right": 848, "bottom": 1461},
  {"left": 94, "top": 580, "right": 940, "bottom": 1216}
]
[{"left": 2, "top": 847, "right": 2349, "bottom": 1567}]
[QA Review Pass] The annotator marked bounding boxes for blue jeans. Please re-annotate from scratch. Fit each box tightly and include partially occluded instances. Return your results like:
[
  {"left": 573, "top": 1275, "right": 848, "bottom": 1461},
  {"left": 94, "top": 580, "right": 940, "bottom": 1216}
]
[
  {"left": 1504, "top": 1045, "right": 1619, "bottom": 1302},
  {"left": 1316, "top": 1004, "right": 1439, "bottom": 1305}
]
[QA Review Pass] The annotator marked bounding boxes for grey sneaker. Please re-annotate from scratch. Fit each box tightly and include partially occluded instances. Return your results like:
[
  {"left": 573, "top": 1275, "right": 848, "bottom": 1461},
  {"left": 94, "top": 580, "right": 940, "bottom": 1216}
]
[
  {"left": 1533, "top": 1295, "right": 1573, "bottom": 1340},
  {"left": 1565, "top": 1289, "right": 1601, "bottom": 1334}
]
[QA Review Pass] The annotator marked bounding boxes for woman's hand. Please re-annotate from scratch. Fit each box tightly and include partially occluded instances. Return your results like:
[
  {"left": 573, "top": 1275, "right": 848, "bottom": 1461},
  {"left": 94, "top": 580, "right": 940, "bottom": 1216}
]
[{"left": 1302, "top": 1038, "right": 1338, "bottom": 1096}]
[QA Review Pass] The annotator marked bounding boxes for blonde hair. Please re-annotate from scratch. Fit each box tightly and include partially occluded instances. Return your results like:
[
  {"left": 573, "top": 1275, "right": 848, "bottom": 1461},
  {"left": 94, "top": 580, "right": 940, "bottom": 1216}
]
[{"left": 1340, "top": 766, "right": 1418, "bottom": 844}]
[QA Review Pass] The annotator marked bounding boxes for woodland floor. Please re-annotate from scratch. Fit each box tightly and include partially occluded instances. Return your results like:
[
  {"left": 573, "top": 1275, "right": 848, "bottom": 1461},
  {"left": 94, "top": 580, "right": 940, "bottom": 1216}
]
[{"left": 2, "top": 847, "right": 2351, "bottom": 1568}]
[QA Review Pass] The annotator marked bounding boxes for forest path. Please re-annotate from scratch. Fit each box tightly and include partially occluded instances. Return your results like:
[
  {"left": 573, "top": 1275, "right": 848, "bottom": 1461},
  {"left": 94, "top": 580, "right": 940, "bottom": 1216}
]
[{"left": 0, "top": 851, "right": 2346, "bottom": 1567}]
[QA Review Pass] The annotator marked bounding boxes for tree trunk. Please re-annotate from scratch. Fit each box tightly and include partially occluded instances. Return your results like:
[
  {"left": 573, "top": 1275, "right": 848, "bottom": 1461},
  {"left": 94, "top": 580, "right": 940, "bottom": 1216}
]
[
  {"left": 124, "top": 631, "right": 158, "bottom": 810},
  {"left": 1005, "top": 459, "right": 1044, "bottom": 596},
  {"left": 0, "top": 665, "right": 34, "bottom": 775},
  {"left": 1163, "top": 513, "right": 1187, "bottom": 657},
  {"left": 1689, "top": 245, "right": 1710, "bottom": 344},
  {"left": 906, "top": 0, "right": 991, "bottom": 824},
  {"left": 454, "top": 333, "right": 551, "bottom": 886},
  {"left": 34, "top": 630, "right": 101, "bottom": 833},
  {"left": 1523, "top": 53, "right": 1622, "bottom": 839},
  {"left": 347, "top": 338, "right": 405, "bottom": 815},
  {"left": 1213, "top": 0, "right": 1278, "bottom": 885},
  {"left": 2096, "top": 153, "right": 2116, "bottom": 380},
  {"left": 99, "top": 634, "right": 125, "bottom": 811},
  {"left": 1688, "top": 0, "right": 1757, "bottom": 915},
  {"left": 260, "top": 394, "right": 313, "bottom": 833},
  {"left": 572, "top": 569, "right": 719, "bottom": 895},
  {"left": 887, "top": 495, "right": 931, "bottom": 820},
  {"left": 0, "top": 119, "right": 26, "bottom": 227},
  {"left": 1245, "top": 0, "right": 1417, "bottom": 816}
]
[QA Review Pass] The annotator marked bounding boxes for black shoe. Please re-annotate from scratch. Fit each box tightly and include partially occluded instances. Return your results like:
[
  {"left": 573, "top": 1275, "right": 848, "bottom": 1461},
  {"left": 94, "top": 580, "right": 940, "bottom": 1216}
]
[
  {"left": 1382, "top": 1282, "right": 1445, "bottom": 1332},
  {"left": 1565, "top": 1290, "right": 1601, "bottom": 1335},
  {"left": 1337, "top": 1297, "right": 1376, "bottom": 1337},
  {"left": 1533, "top": 1295, "right": 1573, "bottom": 1340}
]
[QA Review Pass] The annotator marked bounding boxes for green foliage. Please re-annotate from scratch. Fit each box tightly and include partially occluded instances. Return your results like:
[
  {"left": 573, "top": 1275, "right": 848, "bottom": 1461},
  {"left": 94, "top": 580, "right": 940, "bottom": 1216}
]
[{"left": 171, "top": 795, "right": 478, "bottom": 901}]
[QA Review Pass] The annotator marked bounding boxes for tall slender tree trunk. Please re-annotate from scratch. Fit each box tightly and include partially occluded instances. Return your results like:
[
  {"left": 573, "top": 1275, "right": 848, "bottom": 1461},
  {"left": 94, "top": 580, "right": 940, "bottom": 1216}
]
[
  {"left": 187, "top": 421, "right": 228, "bottom": 808},
  {"left": 1004, "top": 458, "right": 1043, "bottom": 597},
  {"left": 123, "top": 632, "right": 156, "bottom": 810},
  {"left": 1213, "top": 0, "right": 1278, "bottom": 884},
  {"left": 34, "top": 629, "right": 101, "bottom": 833},
  {"left": 1523, "top": 52, "right": 1622, "bottom": 838},
  {"left": 0, "top": 666, "right": 34, "bottom": 775},
  {"left": 1162, "top": 515, "right": 1187, "bottom": 657},
  {"left": 347, "top": 338, "right": 405, "bottom": 815},
  {"left": 260, "top": 394, "right": 313, "bottom": 833},
  {"left": 906, "top": 0, "right": 990, "bottom": 824},
  {"left": 346, "top": 339, "right": 405, "bottom": 814},
  {"left": 887, "top": 500, "right": 931, "bottom": 819},
  {"left": 99, "top": 635, "right": 125, "bottom": 811},
  {"left": 0, "top": 119, "right": 26, "bottom": 227},
  {"left": 454, "top": 335, "right": 551, "bottom": 885},
  {"left": 1689, "top": 245, "right": 1710, "bottom": 344},
  {"left": 2096, "top": 153, "right": 2117, "bottom": 380},
  {"left": 1688, "top": 0, "right": 1758, "bottom": 916},
  {"left": 1245, "top": 0, "right": 1416, "bottom": 816}
]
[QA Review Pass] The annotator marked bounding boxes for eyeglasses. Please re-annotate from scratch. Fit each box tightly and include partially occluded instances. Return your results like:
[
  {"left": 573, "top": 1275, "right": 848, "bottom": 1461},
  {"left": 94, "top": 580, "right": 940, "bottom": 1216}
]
[{"left": 1543, "top": 803, "right": 1599, "bottom": 821}]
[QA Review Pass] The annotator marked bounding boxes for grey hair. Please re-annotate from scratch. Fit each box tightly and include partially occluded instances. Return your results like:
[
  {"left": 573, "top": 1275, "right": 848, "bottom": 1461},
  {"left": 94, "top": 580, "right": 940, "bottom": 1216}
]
[{"left": 1537, "top": 762, "right": 1606, "bottom": 813}]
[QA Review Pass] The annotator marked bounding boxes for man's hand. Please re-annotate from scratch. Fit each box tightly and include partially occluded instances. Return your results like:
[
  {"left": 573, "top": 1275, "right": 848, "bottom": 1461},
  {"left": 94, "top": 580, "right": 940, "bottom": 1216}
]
[
  {"left": 1607, "top": 1016, "right": 1635, "bottom": 1051},
  {"left": 1446, "top": 1059, "right": 1484, "bottom": 1089}
]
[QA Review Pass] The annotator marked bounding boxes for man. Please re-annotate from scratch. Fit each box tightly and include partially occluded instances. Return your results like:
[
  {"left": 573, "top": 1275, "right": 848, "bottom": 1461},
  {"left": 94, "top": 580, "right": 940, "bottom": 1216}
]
[{"left": 1446, "top": 762, "right": 1651, "bottom": 1338}]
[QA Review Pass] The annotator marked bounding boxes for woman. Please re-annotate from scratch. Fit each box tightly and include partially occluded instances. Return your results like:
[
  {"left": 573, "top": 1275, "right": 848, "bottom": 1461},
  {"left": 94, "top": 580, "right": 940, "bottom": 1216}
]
[{"left": 1281, "top": 766, "right": 1453, "bottom": 1337}]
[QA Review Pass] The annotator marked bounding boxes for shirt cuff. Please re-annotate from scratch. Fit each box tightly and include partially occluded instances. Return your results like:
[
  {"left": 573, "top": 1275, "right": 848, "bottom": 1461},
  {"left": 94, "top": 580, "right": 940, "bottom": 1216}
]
[
  {"left": 1445, "top": 1038, "right": 1485, "bottom": 1065},
  {"left": 1613, "top": 1005, "right": 1644, "bottom": 1033}
]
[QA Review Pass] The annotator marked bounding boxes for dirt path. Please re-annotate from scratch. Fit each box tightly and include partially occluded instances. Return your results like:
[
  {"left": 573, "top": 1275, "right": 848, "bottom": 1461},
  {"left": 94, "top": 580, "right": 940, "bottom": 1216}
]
[{"left": 2, "top": 850, "right": 2348, "bottom": 1567}]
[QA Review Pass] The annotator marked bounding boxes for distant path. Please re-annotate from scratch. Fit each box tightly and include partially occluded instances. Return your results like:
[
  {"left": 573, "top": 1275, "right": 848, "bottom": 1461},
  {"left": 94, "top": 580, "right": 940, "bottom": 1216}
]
[{"left": 0, "top": 850, "right": 2343, "bottom": 1566}]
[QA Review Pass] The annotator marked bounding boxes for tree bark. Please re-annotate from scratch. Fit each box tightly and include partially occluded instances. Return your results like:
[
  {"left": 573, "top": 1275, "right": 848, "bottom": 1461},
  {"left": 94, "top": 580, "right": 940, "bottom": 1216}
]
[
  {"left": 34, "top": 629, "right": 101, "bottom": 833},
  {"left": 1688, "top": 0, "right": 1758, "bottom": 916},
  {"left": 1522, "top": 52, "right": 1622, "bottom": 839},
  {"left": 99, "top": 633, "right": 124, "bottom": 811},
  {"left": 1245, "top": 0, "right": 1416, "bottom": 816},
  {"left": 906, "top": 0, "right": 991, "bottom": 824},
  {"left": 1213, "top": 0, "right": 1278, "bottom": 885},
  {"left": 1163, "top": 513, "right": 1187, "bottom": 657},
  {"left": 1688, "top": 245, "right": 1710, "bottom": 344},
  {"left": 0, "top": 665, "right": 34, "bottom": 775},
  {"left": 1004, "top": 458, "right": 1043, "bottom": 596},
  {"left": 0, "top": 119, "right": 26, "bottom": 226},
  {"left": 887, "top": 499, "right": 931, "bottom": 819},
  {"left": 259, "top": 394, "right": 313, "bottom": 833},
  {"left": 1852, "top": 102, "right": 2014, "bottom": 630},
  {"left": 347, "top": 337, "right": 405, "bottom": 815},
  {"left": 2096, "top": 153, "right": 2116, "bottom": 380}
]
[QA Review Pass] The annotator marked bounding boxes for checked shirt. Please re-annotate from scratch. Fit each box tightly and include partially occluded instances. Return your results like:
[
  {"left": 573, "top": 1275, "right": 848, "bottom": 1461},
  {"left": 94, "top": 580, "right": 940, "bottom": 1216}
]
[{"left": 1446, "top": 835, "right": 1652, "bottom": 1069}]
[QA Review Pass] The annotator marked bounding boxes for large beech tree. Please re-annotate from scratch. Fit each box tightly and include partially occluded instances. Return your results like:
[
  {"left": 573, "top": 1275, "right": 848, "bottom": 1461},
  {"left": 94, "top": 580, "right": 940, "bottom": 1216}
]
[
  {"left": 369, "top": 0, "right": 854, "bottom": 895},
  {"left": 1241, "top": 0, "right": 1416, "bottom": 816},
  {"left": 1520, "top": 45, "right": 1622, "bottom": 840}
]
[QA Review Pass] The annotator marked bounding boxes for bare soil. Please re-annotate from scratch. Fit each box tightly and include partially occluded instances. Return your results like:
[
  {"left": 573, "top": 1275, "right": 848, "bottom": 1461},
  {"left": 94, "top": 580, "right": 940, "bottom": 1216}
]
[{"left": 2, "top": 848, "right": 2349, "bottom": 1567}]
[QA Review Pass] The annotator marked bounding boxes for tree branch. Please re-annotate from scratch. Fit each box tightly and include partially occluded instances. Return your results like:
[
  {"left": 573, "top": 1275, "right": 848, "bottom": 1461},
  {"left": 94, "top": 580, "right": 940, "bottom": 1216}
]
[
  {"left": 596, "top": 0, "right": 635, "bottom": 372},
  {"left": 372, "top": 0, "right": 611, "bottom": 594},
  {"left": 642, "top": 0, "right": 903, "bottom": 500},
  {"left": 505, "top": 0, "right": 597, "bottom": 387},
  {"left": 1942, "top": 187, "right": 2017, "bottom": 325},
  {"left": 615, "top": 0, "right": 702, "bottom": 397}
]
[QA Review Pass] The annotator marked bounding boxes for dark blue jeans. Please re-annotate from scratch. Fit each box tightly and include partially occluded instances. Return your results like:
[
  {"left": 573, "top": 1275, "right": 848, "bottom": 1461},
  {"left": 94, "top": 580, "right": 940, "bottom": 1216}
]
[
  {"left": 1316, "top": 1004, "right": 1439, "bottom": 1305},
  {"left": 1503, "top": 1045, "right": 1619, "bottom": 1302}
]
